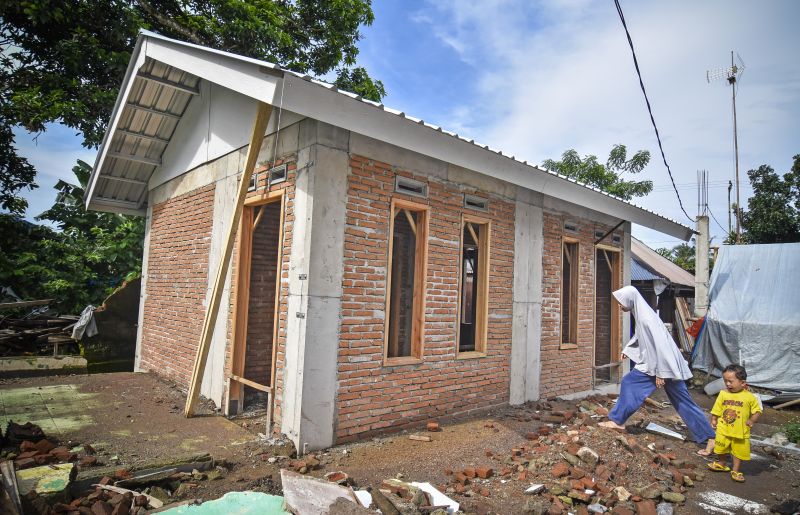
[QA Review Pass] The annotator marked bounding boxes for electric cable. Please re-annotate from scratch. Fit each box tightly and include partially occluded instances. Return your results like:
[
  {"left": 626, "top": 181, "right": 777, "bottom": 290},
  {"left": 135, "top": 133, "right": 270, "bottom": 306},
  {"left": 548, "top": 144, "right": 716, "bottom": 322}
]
[
  {"left": 708, "top": 207, "right": 727, "bottom": 233},
  {"left": 613, "top": 0, "right": 693, "bottom": 223}
]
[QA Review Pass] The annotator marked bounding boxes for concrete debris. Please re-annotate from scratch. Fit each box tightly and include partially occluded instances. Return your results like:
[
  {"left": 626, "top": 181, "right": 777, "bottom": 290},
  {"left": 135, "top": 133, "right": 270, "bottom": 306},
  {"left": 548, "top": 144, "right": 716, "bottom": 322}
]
[
  {"left": 281, "top": 469, "right": 360, "bottom": 515},
  {"left": 645, "top": 422, "right": 685, "bottom": 441},
  {"left": 524, "top": 484, "right": 545, "bottom": 495}
]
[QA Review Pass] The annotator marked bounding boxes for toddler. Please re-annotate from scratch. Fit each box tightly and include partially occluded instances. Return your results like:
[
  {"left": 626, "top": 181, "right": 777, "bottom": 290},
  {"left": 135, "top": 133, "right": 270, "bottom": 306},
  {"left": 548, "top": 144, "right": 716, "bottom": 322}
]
[{"left": 707, "top": 364, "right": 761, "bottom": 482}]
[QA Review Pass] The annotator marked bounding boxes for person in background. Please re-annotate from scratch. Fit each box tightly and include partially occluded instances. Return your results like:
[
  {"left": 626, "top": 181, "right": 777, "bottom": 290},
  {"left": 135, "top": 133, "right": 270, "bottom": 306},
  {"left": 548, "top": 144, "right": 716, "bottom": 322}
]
[
  {"left": 706, "top": 364, "right": 761, "bottom": 482},
  {"left": 599, "top": 286, "right": 716, "bottom": 451}
]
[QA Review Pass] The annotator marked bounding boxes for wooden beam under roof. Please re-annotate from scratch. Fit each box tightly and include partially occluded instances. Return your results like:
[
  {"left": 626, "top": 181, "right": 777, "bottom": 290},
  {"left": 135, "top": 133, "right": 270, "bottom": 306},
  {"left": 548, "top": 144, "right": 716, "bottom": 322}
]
[
  {"left": 137, "top": 72, "right": 199, "bottom": 95},
  {"left": 107, "top": 152, "right": 162, "bottom": 166}
]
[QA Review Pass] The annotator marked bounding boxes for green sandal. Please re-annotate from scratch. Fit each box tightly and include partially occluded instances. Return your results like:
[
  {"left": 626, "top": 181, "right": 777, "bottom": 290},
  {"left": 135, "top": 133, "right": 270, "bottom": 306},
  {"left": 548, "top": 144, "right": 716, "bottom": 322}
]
[
  {"left": 707, "top": 461, "right": 731, "bottom": 472},
  {"left": 730, "top": 470, "right": 745, "bottom": 482}
]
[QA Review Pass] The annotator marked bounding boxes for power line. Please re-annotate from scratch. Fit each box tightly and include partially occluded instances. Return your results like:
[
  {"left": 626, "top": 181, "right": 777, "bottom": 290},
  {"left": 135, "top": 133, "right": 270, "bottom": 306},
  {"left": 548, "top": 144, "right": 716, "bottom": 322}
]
[
  {"left": 708, "top": 207, "right": 727, "bottom": 233},
  {"left": 613, "top": 0, "right": 693, "bottom": 223}
]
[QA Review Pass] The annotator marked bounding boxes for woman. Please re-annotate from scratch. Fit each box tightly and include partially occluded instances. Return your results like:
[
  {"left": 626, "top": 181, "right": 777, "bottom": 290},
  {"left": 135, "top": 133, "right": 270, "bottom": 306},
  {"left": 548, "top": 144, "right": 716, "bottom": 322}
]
[{"left": 599, "top": 286, "right": 715, "bottom": 453}]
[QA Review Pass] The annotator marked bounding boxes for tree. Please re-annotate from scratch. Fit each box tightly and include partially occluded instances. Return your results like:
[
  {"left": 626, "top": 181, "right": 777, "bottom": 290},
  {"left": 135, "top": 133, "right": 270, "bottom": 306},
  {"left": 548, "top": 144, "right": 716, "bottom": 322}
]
[
  {"left": 0, "top": 160, "right": 144, "bottom": 312},
  {"left": 656, "top": 242, "right": 696, "bottom": 274},
  {"left": 738, "top": 155, "right": 800, "bottom": 244},
  {"left": 1, "top": 0, "right": 384, "bottom": 215},
  {"left": 542, "top": 144, "right": 653, "bottom": 201}
]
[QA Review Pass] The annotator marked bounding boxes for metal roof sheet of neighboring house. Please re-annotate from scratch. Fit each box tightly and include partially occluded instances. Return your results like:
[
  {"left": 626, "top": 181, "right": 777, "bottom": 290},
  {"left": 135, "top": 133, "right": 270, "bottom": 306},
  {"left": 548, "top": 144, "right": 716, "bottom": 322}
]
[
  {"left": 85, "top": 30, "right": 694, "bottom": 240},
  {"left": 631, "top": 236, "right": 695, "bottom": 288},
  {"left": 631, "top": 258, "right": 665, "bottom": 282}
]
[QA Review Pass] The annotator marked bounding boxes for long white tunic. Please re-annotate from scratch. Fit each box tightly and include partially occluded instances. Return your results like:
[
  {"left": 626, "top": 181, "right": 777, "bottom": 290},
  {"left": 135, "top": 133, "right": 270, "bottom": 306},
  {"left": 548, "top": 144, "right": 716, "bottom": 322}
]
[{"left": 613, "top": 285, "right": 693, "bottom": 380}]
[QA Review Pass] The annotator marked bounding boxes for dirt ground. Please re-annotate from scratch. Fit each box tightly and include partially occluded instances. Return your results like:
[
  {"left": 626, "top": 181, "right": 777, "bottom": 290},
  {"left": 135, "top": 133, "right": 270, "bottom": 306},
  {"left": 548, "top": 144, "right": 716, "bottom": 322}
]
[{"left": 1, "top": 372, "right": 798, "bottom": 514}]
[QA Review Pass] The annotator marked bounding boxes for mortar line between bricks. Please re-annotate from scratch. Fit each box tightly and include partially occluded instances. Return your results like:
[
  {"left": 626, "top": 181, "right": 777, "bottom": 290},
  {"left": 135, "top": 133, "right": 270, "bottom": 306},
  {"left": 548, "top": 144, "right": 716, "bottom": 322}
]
[{"left": 37, "top": 390, "right": 62, "bottom": 436}]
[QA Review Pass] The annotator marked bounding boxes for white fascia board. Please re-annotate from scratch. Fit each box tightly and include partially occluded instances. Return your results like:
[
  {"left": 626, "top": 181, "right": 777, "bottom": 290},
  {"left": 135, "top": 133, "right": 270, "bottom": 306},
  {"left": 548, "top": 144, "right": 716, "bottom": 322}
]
[
  {"left": 85, "top": 37, "right": 148, "bottom": 212},
  {"left": 90, "top": 199, "right": 147, "bottom": 217},
  {"left": 143, "top": 36, "right": 282, "bottom": 106},
  {"left": 280, "top": 74, "right": 692, "bottom": 241}
]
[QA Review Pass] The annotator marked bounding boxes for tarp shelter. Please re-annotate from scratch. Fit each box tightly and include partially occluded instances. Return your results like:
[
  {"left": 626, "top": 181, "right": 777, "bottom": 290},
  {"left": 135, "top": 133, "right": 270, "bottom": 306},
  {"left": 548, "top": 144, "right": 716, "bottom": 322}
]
[{"left": 693, "top": 242, "right": 800, "bottom": 392}]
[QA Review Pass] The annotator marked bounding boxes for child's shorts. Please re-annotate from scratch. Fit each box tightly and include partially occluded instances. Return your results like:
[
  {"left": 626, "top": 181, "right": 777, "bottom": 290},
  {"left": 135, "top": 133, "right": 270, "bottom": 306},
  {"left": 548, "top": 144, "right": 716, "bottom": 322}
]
[{"left": 714, "top": 433, "right": 750, "bottom": 460}]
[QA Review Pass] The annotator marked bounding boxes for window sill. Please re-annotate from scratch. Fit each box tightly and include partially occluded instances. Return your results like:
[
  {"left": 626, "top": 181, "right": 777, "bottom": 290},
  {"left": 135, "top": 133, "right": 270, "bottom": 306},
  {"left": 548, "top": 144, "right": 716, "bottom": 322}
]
[
  {"left": 456, "top": 351, "right": 487, "bottom": 360},
  {"left": 384, "top": 357, "right": 423, "bottom": 367},
  {"left": 560, "top": 343, "right": 579, "bottom": 350}
]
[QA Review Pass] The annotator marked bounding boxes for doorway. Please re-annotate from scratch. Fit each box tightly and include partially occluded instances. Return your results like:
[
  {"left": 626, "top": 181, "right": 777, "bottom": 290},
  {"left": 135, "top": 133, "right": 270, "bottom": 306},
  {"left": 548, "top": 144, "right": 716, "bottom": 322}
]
[
  {"left": 229, "top": 193, "right": 284, "bottom": 422},
  {"left": 594, "top": 247, "right": 621, "bottom": 383}
]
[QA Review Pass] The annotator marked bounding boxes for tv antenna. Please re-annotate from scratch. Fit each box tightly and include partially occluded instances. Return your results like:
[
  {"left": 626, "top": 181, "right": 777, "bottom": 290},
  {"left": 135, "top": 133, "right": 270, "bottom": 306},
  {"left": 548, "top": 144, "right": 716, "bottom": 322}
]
[{"left": 707, "top": 51, "right": 745, "bottom": 243}]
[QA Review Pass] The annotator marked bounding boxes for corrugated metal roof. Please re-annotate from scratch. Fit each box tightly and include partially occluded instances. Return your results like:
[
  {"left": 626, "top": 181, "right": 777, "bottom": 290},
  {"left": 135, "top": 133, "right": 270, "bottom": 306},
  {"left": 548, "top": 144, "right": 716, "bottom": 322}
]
[
  {"left": 631, "top": 258, "right": 665, "bottom": 282},
  {"left": 85, "top": 31, "right": 694, "bottom": 240},
  {"left": 631, "top": 236, "right": 695, "bottom": 287}
]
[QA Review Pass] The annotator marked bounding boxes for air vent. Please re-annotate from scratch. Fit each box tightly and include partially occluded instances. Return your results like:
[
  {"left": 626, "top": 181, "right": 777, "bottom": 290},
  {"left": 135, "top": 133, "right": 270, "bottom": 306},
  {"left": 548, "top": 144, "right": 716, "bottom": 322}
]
[
  {"left": 394, "top": 176, "right": 428, "bottom": 198},
  {"left": 268, "top": 164, "right": 287, "bottom": 185},
  {"left": 595, "top": 230, "right": 605, "bottom": 239},
  {"left": 248, "top": 172, "right": 258, "bottom": 191},
  {"left": 464, "top": 194, "right": 488, "bottom": 211},
  {"left": 612, "top": 234, "right": 622, "bottom": 244},
  {"left": 564, "top": 221, "right": 578, "bottom": 233}
]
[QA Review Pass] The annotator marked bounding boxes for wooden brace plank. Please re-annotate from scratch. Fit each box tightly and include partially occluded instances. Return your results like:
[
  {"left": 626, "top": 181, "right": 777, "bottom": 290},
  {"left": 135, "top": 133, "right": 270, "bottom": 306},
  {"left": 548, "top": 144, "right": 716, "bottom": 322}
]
[
  {"left": 466, "top": 222, "right": 479, "bottom": 246},
  {"left": 184, "top": 101, "right": 273, "bottom": 417},
  {"left": 402, "top": 208, "right": 417, "bottom": 235},
  {"left": 230, "top": 374, "right": 273, "bottom": 393}
]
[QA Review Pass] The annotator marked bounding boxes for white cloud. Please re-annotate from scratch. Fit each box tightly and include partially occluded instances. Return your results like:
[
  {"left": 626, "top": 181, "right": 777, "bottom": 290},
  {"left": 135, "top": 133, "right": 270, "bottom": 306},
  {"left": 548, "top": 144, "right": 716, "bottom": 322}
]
[{"left": 413, "top": 0, "right": 800, "bottom": 247}]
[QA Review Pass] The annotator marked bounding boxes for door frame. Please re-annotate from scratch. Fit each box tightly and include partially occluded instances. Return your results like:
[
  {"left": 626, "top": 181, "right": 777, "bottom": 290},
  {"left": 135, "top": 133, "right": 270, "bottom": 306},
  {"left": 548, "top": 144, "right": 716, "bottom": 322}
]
[
  {"left": 226, "top": 188, "right": 285, "bottom": 424},
  {"left": 593, "top": 244, "right": 622, "bottom": 385}
]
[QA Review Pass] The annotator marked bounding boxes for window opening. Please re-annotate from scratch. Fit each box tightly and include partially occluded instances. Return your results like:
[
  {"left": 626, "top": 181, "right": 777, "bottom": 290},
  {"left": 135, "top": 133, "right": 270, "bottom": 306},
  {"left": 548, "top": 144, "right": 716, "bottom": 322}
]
[
  {"left": 386, "top": 201, "right": 427, "bottom": 360},
  {"left": 459, "top": 219, "right": 489, "bottom": 354},
  {"left": 561, "top": 240, "right": 579, "bottom": 346}
]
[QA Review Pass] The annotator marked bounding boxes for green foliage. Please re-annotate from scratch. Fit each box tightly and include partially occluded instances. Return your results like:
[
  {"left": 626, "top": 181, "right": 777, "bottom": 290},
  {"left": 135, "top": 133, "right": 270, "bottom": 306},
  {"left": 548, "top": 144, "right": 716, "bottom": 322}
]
[
  {"left": 785, "top": 418, "right": 800, "bottom": 445},
  {"left": 542, "top": 144, "right": 653, "bottom": 201},
  {"left": 739, "top": 155, "right": 800, "bottom": 244},
  {"left": 0, "top": 161, "right": 144, "bottom": 313},
  {"left": 1, "top": 0, "right": 382, "bottom": 212},
  {"left": 656, "top": 242, "right": 696, "bottom": 274}
]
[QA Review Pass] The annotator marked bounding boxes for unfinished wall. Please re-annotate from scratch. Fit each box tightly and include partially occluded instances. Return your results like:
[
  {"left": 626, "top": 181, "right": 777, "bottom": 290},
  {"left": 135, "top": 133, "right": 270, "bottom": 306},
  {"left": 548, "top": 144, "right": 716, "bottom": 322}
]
[
  {"left": 539, "top": 211, "right": 623, "bottom": 396},
  {"left": 336, "top": 155, "right": 515, "bottom": 443},
  {"left": 139, "top": 184, "right": 215, "bottom": 386}
]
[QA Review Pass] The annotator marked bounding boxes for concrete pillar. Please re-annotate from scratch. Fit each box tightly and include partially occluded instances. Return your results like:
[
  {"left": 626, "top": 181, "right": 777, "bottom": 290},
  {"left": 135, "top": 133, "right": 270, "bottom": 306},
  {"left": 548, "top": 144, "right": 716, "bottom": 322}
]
[
  {"left": 509, "top": 191, "right": 544, "bottom": 404},
  {"left": 134, "top": 204, "right": 153, "bottom": 372},
  {"left": 621, "top": 222, "right": 632, "bottom": 377},
  {"left": 281, "top": 121, "right": 349, "bottom": 451},
  {"left": 694, "top": 215, "right": 709, "bottom": 317}
]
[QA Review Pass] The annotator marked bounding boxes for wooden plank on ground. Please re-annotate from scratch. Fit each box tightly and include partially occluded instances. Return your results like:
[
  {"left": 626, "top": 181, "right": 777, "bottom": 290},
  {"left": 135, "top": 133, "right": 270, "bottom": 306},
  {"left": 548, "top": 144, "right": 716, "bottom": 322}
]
[
  {"left": 184, "top": 101, "right": 272, "bottom": 417},
  {"left": 0, "top": 299, "right": 53, "bottom": 311}
]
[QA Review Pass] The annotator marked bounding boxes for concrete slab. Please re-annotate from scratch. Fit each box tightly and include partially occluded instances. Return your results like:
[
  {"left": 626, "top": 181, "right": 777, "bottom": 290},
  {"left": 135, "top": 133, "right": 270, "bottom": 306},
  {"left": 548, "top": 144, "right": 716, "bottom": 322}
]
[
  {"left": 0, "top": 385, "right": 97, "bottom": 435},
  {"left": 157, "top": 491, "right": 288, "bottom": 514}
]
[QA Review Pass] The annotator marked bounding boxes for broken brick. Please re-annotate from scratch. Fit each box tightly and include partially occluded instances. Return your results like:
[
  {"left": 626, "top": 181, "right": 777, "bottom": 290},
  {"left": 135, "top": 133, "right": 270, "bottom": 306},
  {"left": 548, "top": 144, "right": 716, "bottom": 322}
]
[
  {"left": 635, "top": 500, "right": 657, "bottom": 515},
  {"left": 479, "top": 488, "right": 490, "bottom": 497},
  {"left": 80, "top": 456, "right": 98, "bottom": 468},
  {"left": 91, "top": 502, "right": 113, "bottom": 515},
  {"left": 551, "top": 462, "right": 569, "bottom": 478},
  {"left": 525, "top": 432, "right": 538, "bottom": 440},
  {"left": 463, "top": 467, "right": 476, "bottom": 479},
  {"left": 426, "top": 422, "right": 440, "bottom": 432},
  {"left": 476, "top": 467, "right": 493, "bottom": 479},
  {"left": 34, "top": 439, "right": 56, "bottom": 454},
  {"left": 454, "top": 472, "right": 469, "bottom": 485}
]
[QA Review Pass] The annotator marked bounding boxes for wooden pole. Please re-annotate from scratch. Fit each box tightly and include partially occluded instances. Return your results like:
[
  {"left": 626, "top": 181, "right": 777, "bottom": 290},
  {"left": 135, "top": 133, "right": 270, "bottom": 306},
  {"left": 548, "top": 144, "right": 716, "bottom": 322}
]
[{"left": 184, "top": 101, "right": 273, "bottom": 417}]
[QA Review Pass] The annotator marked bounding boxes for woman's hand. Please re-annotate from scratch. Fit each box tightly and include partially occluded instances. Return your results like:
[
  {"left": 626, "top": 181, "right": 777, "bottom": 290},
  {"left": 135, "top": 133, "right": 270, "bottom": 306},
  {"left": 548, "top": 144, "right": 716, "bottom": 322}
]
[{"left": 655, "top": 377, "right": 665, "bottom": 389}]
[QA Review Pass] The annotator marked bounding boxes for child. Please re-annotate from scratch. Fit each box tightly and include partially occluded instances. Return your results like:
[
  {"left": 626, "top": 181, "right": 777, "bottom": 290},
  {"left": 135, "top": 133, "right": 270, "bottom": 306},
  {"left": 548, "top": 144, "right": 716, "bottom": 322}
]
[{"left": 707, "top": 364, "right": 762, "bottom": 482}]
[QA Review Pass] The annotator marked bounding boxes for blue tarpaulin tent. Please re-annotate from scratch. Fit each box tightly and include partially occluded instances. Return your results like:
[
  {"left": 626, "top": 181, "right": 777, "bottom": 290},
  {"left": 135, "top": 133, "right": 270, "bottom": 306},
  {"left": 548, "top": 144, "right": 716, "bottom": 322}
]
[{"left": 692, "top": 242, "right": 800, "bottom": 392}]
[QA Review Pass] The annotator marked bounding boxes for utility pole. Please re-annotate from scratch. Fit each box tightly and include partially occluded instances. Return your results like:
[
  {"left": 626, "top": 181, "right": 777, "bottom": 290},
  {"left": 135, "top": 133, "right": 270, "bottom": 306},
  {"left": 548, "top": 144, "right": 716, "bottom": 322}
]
[
  {"left": 727, "top": 180, "right": 732, "bottom": 234},
  {"left": 707, "top": 51, "right": 745, "bottom": 243}
]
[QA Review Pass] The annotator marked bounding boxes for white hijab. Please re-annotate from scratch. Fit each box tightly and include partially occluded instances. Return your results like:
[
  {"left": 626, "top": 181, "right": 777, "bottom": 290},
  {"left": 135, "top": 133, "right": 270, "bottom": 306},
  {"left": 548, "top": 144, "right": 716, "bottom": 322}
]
[{"left": 613, "top": 285, "right": 693, "bottom": 380}]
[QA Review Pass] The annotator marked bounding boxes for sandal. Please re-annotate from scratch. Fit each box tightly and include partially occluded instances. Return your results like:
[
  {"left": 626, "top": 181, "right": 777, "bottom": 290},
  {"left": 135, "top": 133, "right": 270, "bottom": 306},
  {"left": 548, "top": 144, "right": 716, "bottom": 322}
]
[
  {"left": 696, "top": 449, "right": 712, "bottom": 457},
  {"left": 730, "top": 470, "right": 745, "bottom": 482},
  {"left": 707, "top": 461, "right": 731, "bottom": 472}
]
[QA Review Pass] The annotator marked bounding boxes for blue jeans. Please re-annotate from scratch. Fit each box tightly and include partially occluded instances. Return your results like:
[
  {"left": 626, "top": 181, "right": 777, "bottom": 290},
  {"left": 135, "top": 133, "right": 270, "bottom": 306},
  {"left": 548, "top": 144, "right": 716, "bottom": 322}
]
[{"left": 608, "top": 369, "right": 715, "bottom": 443}]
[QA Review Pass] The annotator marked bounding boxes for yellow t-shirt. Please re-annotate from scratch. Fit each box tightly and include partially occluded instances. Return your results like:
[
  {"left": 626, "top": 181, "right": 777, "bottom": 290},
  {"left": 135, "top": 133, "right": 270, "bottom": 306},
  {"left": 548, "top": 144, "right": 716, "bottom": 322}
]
[{"left": 711, "top": 389, "right": 762, "bottom": 439}]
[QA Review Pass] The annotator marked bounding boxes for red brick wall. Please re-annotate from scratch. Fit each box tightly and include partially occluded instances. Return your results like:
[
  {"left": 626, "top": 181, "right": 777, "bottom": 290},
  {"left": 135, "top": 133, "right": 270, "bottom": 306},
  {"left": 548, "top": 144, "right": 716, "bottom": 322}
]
[
  {"left": 140, "top": 184, "right": 215, "bottom": 387},
  {"left": 336, "top": 155, "right": 515, "bottom": 443},
  {"left": 540, "top": 212, "right": 622, "bottom": 396}
]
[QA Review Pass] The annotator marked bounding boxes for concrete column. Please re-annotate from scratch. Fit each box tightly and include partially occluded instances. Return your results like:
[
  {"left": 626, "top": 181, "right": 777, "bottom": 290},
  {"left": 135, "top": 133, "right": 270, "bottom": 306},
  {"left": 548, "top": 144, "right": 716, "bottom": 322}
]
[
  {"left": 509, "top": 191, "right": 544, "bottom": 404},
  {"left": 134, "top": 204, "right": 153, "bottom": 372},
  {"left": 621, "top": 222, "right": 632, "bottom": 377},
  {"left": 281, "top": 121, "right": 349, "bottom": 451},
  {"left": 694, "top": 215, "right": 709, "bottom": 317}
]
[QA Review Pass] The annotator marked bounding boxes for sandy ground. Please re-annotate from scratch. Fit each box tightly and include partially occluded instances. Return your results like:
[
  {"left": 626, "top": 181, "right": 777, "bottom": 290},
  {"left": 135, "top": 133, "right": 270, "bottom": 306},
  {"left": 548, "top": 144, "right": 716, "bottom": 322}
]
[{"left": 1, "top": 372, "right": 798, "bottom": 514}]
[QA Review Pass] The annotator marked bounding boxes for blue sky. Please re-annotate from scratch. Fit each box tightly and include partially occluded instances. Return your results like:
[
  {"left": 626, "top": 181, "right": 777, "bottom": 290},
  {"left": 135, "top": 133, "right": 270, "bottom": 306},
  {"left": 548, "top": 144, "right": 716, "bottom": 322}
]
[{"left": 15, "top": 0, "right": 800, "bottom": 250}]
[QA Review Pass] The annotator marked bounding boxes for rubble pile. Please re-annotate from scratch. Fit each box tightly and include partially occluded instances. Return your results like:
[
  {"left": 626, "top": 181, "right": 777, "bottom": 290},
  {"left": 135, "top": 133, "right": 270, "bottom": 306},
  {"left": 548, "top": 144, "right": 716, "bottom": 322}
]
[{"left": 0, "top": 314, "right": 80, "bottom": 356}]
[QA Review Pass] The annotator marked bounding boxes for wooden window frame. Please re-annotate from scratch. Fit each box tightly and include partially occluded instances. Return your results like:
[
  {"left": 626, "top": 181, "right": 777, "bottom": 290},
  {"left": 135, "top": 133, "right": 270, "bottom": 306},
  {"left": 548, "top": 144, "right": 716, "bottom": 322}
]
[
  {"left": 227, "top": 188, "right": 285, "bottom": 416},
  {"left": 383, "top": 198, "right": 429, "bottom": 365},
  {"left": 457, "top": 214, "right": 491, "bottom": 359},
  {"left": 594, "top": 244, "right": 622, "bottom": 381},
  {"left": 560, "top": 237, "right": 580, "bottom": 349}
]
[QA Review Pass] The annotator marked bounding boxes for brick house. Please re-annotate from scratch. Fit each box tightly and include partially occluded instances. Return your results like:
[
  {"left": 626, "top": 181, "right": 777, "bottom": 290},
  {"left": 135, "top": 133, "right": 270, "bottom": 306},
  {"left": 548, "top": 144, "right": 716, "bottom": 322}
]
[{"left": 85, "top": 32, "right": 692, "bottom": 451}]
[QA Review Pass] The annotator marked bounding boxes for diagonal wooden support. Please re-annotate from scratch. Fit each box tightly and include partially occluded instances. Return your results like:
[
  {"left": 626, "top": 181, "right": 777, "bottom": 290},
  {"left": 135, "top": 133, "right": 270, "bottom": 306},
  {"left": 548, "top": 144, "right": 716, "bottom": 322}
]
[{"left": 184, "top": 101, "right": 273, "bottom": 417}]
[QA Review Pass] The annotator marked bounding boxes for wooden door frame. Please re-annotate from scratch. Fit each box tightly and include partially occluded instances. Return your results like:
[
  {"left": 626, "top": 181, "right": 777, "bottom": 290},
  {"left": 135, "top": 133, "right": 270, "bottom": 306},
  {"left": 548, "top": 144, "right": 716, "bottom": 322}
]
[
  {"left": 593, "top": 244, "right": 622, "bottom": 384},
  {"left": 226, "top": 189, "right": 285, "bottom": 418}
]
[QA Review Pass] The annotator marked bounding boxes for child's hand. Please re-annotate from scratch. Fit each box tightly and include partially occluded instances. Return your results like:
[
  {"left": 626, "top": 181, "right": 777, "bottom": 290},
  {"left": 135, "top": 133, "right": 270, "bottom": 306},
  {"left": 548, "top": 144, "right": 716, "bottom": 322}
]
[
  {"left": 746, "top": 419, "right": 754, "bottom": 427},
  {"left": 711, "top": 419, "right": 717, "bottom": 429}
]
